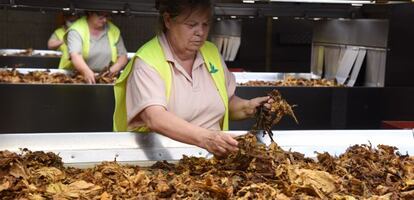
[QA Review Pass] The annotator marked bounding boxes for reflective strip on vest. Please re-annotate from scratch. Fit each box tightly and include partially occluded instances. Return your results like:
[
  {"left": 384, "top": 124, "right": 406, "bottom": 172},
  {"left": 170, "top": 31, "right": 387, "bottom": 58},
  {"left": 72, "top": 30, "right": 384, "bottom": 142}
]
[
  {"left": 59, "top": 16, "right": 120, "bottom": 70},
  {"left": 113, "top": 36, "right": 229, "bottom": 132}
]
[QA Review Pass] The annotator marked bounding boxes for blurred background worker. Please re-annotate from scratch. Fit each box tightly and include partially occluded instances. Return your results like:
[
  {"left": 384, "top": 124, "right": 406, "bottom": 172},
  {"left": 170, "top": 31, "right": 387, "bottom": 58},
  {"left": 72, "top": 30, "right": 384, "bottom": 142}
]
[
  {"left": 47, "top": 12, "right": 79, "bottom": 69},
  {"left": 62, "top": 11, "right": 128, "bottom": 84}
]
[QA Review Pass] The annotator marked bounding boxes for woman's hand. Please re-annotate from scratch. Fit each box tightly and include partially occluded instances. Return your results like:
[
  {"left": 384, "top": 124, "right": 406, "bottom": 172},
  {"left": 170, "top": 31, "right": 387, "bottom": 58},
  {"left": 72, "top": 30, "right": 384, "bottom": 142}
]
[
  {"left": 70, "top": 52, "right": 96, "bottom": 84},
  {"left": 200, "top": 131, "right": 239, "bottom": 157},
  {"left": 140, "top": 106, "right": 239, "bottom": 157},
  {"left": 82, "top": 69, "right": 96, "bottom": 84},
  {"left": 243, "top": 96, "right": 271, "bottom": 118},
  {"left": 229, "top": 96, "right": 271, "bottom": 120}
]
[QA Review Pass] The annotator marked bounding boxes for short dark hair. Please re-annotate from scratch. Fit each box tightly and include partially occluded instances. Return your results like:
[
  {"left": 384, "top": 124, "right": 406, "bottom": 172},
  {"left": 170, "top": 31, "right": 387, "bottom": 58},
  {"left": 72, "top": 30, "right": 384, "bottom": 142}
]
[
  {"left": 85, "top": 11, "right": 111, "bottom": 18},
  {"left": 155, "top": 0, "right": 212, "bottom": 33}
]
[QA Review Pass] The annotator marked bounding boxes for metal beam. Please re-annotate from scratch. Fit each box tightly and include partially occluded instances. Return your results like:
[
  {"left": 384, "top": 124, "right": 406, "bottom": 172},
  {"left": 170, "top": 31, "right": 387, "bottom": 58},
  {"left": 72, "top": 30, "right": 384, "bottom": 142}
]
[{"left": 0, "top": 0, "right": 385, "bottom": 18}]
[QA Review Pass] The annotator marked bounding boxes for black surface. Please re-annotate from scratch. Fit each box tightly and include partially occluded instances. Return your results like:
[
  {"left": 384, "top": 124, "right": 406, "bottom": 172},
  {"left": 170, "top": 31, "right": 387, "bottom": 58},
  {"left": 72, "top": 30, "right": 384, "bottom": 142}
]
[
  {"left": 229, "top": 17, "right": 313, "bottom": 72},
  {"left": 0, "top": 84, "right": 114, "bottom": 133},
  {"left": 381, "top": 87, "right": 414, "bottom": 121},
  {"left": 231, "top": 87, "right": 384, "bottom": 130},
  {"left": 344, "top": 87, "right": 382, "bottom": 129},
  {"left": 385, "top": 4, "right": 414, "bottom": 86},
  {"left": 0, "top": 56, "right": 60, "bottom": 68},
  {"left": 0, "top": 85, "right": 412, "bottom": 133},
  {"left": 231, "top": 87, "right": 332, "bottom": 130}
]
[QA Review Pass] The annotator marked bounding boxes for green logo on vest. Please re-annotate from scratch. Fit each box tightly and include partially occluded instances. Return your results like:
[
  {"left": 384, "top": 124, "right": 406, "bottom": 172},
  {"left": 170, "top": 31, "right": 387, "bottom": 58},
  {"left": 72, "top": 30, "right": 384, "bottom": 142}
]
[{"left": 209, "top": 62, "right": 218, "bottom": 74}]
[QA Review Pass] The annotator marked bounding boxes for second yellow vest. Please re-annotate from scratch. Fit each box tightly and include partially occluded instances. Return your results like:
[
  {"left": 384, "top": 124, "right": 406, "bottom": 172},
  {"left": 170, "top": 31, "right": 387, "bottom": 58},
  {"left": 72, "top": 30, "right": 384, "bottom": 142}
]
[
  {"left": 54, "top": 27, "right": 71, "bottom": 69},
  {"left": 59, "top": 16, "right": 120, "bottom": 70}
]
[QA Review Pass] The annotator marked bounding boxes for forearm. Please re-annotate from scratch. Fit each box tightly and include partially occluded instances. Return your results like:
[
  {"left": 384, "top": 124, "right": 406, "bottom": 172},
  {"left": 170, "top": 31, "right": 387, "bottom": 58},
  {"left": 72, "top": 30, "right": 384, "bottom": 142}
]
[
  {"left": 47, "top": 39, "right": 63, "bottom": 50},
  {"left": 141, "top": 106, "right": 209, "bottom": 147},
  {"left": 70, "top": 53, "right": 92, "bottom": 74},
  {"left": 109, "top": 55, "right": 128, "bottom": 73}
]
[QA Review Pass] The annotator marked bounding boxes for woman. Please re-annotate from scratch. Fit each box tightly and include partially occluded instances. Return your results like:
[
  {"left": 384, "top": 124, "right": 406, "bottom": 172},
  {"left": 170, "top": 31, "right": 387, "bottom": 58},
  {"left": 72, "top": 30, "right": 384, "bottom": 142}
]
[
  {"left": 47, "top": 12, "right": 78, "bottom": 69},
  {"left": 114, "top": 0, "right": 269, "bottom": 156},
  {"left": 62, "top": 11, "right": 128, "bottom": 84}
]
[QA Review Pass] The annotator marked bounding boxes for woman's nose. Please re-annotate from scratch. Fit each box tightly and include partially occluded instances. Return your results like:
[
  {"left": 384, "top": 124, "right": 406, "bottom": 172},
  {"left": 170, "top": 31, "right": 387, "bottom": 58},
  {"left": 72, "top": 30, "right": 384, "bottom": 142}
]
[{"left": 195, "top": 26, "right": 204, "bottom": 37}]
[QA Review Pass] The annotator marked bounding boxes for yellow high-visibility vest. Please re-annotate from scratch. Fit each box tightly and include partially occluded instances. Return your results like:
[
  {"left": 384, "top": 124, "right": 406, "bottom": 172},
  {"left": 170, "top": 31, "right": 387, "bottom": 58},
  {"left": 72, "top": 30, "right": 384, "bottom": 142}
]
[
  {"left": 59, "top": 16, "right": 120, "bottom": 70},
  {"left": 113, "top": 36, "right": 229, "bottom": 132},
  {"left": 54, "top": 27, "right": 67, "bottom": 52},
  {"left": 54, "top": 27, "right": 71, "bottom": 69}
]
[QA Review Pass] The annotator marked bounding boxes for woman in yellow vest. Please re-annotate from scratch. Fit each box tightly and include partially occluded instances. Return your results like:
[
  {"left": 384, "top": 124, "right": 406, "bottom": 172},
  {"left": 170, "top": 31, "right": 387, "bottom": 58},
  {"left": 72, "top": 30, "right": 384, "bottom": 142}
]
[
  {"left": 48, "top": 12, "right": 78, "bottom": 68},
  {"left": 62, "top": 11, "right": 128, "bottom": 84},
  {"left": 114, "top": 0, "right": 269, "bottom": 156}
]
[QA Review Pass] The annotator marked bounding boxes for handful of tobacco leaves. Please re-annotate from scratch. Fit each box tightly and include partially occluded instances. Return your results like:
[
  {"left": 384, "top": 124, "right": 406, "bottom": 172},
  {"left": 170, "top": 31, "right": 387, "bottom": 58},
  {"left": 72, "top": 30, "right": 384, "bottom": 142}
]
[{"left": 252, "top": 89, "right": 298, "bottom": 142}]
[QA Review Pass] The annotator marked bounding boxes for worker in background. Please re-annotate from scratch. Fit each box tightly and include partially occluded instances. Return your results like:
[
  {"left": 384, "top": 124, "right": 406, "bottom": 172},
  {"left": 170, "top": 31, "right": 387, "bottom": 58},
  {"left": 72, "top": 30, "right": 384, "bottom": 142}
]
[
  {"left": 61, "top": 11, "right": 128, "bottom": 84},
  {"left": 47, "top": 12, "right": 78, "bottom": 69},
  {"left": 113, "top": 0, "right": 270, "bottom": 157}
]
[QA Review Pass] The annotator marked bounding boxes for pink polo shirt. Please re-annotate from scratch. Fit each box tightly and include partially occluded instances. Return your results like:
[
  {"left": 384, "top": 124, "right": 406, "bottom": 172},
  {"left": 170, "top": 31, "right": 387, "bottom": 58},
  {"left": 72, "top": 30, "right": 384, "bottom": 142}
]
[{"left": 126, "top": 34, "right": 236, "bottom": 131}]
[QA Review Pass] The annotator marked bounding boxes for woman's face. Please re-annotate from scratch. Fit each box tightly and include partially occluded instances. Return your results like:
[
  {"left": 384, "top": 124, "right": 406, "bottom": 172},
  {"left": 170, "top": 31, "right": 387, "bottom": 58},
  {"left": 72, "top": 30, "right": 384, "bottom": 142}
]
[
  {"left": 164, "top": 8, "right": 211, "bottom": 53},
  {"left": 88, "top": 12, "right": 109, "bottom": 29}
]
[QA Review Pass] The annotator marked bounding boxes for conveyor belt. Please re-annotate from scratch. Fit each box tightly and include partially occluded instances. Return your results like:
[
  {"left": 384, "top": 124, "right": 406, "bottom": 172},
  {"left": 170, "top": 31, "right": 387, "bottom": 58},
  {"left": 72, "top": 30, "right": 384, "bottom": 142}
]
[{"left": 0, "top": 130, "right": 412, "bottom": 165}]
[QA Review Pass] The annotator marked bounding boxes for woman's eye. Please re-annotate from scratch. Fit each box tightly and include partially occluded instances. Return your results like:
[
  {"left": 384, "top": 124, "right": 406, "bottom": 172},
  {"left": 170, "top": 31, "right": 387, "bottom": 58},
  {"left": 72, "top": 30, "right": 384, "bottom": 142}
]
[{"left": 188, "top": 24, "right": 197, "bottom": 27}]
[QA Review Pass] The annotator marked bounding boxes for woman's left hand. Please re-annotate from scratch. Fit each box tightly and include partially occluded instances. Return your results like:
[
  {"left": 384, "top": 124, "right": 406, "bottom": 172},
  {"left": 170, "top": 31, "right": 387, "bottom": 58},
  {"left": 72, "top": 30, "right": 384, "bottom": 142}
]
[
  {"left": 244, "top": 96, "right": 271, "bottom": 117},
  {"left": 229, "top": 95, "right": 272, "bottom": 120}
]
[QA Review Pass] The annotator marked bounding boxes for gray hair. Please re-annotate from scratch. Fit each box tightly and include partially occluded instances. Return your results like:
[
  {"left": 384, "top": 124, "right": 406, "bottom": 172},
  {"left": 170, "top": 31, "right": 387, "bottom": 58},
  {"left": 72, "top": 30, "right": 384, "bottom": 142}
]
[{"left": 155, "top": 0, "right": 212, "bottom": 33}]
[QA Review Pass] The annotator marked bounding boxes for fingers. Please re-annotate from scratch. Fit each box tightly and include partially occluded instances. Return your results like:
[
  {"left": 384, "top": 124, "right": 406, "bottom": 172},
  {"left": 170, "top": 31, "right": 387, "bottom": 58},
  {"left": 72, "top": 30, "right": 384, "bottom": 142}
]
[
  {"left": 247, "top": 96, "right": 270, "bottom": 109},
  {"left": 253, "top": 96, "right": 271, "bottom": 106},
  {"left": 87, "top": 77, "right": 96, "bottom": 84},
  {"left": 213, "top": 146, "right": 227, "bottom": 157},
  {"left": 245, "top": 97, "right": 268, "bottom": 116},
  {"left": 204, "top": 131, "right": 239, "bottom": 157},
  {"left": 101, "top": 70, "right": 110, "bottom": 77},
  {"left": 83, "top": 70, "right": 96, "bottom": 84},
  {"left": 222, "top": 134, "right": 239, "bottom": 151},
  {"left": 215, "top": 133, "right": 239, "bottom": 153}
]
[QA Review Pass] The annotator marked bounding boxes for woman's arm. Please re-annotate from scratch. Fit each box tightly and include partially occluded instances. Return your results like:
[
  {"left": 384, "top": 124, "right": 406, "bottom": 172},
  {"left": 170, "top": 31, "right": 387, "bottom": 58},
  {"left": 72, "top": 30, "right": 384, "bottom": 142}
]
[
  {"left": 109, "top": 37, "right": 128, "bottom": 74},
  {"left": 109, "top": 54, "right": 128, "bottom": 74},
  {"left": 67, "top": 30, "right": 95, "bottom": 84},
  {"left": 229, "top": 95, "right": 269, "bottom": 120},
  {"left": 47, "top": 38, "right": 64, "bottom": 50},
  {"left": 139, "top": 105, "right": 239, "bottom": 156},
  {"left": 70, "top": 52, "right": 95, "bottom": 84}
]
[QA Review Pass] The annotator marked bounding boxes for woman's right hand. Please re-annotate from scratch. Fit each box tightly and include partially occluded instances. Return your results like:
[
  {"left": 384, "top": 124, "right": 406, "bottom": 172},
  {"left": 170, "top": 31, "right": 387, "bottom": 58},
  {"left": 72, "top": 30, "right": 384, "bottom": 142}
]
[
  {"left": 201, "top": 131, "right": 239, "bottom": 157},
  {"left": 83, "top": 69, "right": 96, "bottom": 84}
]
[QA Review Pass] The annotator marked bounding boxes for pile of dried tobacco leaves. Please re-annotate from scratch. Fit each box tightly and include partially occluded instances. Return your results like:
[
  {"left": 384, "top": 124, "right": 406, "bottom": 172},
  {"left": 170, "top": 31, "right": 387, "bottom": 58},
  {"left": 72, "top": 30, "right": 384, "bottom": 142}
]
[
  {"left": 1, "top": 134, "right": 413, "bottom": 200},
  {"left": 1, "top": 90, "right": 413, "bottom": 199},
  {"left": 239, "top": 77, "right": 342, "bottom": 87},
  {"left": 0, "top": 69, "right": 116, "bottom": 84}
]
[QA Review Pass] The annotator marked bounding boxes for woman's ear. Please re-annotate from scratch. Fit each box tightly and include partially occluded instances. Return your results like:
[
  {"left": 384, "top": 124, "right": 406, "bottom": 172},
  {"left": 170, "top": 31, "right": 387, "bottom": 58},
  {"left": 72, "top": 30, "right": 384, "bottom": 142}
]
[{"left": 163, "top": 13, "right": 172, "bottom": 30}]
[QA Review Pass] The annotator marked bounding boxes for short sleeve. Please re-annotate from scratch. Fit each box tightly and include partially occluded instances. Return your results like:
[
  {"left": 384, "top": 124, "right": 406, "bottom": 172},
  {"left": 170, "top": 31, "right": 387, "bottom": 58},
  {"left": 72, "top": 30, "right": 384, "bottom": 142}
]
[
  {"left": 67, "top": 30, "right": 83, "bottom": 54},
  {"left": 221, "top": 57, "right": 236, "bottom": 98},
  {"left": 126, "top": 57, "right": 168, "bottom": 127},
  {"left": 116, "top": 36, "right": 127, "bottom": 56}
]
